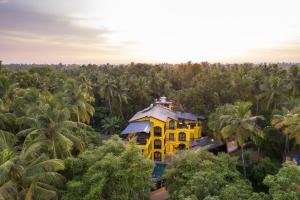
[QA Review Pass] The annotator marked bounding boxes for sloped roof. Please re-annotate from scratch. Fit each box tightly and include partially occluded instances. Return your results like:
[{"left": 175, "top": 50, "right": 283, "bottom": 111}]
[
  {"left": 121, "top": 121, "right": 152, "bottom": 135},
  {"left": 129, "top": 105, "right": 178, "bottom": 122},
  {"left": 129, "top": 104, "right": 205, "bottom": 122}
]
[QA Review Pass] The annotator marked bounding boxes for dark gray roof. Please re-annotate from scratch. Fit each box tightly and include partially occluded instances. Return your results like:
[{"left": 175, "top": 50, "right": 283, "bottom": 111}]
[
  {"left": 129, "top": 105, "right": 177, "bottom": 122},
  {"left": 121, "top": 121, "right": 152, "bottom": 135},
  {"left": 176, "top": 112, "right": 205, "bottom": 121}
]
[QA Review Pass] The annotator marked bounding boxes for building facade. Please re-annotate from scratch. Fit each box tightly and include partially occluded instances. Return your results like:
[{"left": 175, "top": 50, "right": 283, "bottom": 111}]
[{"left": 122, "top": 97, "right": 204, "bottom": 162}]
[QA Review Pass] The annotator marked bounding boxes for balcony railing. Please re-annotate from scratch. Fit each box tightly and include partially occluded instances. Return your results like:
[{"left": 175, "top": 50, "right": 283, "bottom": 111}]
[
  {"left": 154, "top": 145, "right": 162, "bottom": 149},
  {"left": 166, "top": 138, "right": 190, "bottom": 143}
]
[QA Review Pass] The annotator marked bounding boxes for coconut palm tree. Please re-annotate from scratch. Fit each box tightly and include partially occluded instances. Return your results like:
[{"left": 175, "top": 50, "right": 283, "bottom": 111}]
[
  {"left": 208, "top": 104, "right": 236, "bottom": 140},
  {"left": 0, "top": 154, "right": 65, "bottom": 200},
  {"left": 220, "top": 101, "right": 264, "bottom": 177},
  {"left": 59, "top": 79, "right": 95, "bottom": 123},
  {"left": 286, "top": 65, "right": 300, "bottom": 97},
  {"left": 17, "top": 94, "right": 84, "bottom": 159},
  {"left": 101, "top": 116, "right": 124, "bottom": 135},
  {"left": 257, "top": 76, "right": 287, "bottom": 112},
  {"left": 99, "top": 75, "right": 117, "bottom": 115},
  {"left": 115, "top": 80, "right": 129, "bottom": 118},
  {"left": 272, "top": 107, "right": 300, "bottom": 158}
]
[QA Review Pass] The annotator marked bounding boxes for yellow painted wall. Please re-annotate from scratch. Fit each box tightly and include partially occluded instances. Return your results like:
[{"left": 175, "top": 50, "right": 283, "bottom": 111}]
[
  {"left": 136, "top": 117, "right": 165, "bottom": 161},
  {"left": 133, "top": 117, "right": 203, "bottom": 162}
]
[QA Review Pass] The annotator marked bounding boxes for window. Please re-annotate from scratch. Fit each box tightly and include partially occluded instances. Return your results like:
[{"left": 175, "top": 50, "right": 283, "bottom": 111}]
[
  {"left": 154, "top": 126, "right": 162, "bottom": 137},
  {"left": 154, "top": 152, "right": 162, "bottom": 161},
  {"left": 154, "top": 139, "right": 162, "bottom": 149},
  {"left": 169, "top": 133, "right": 174, "bottom": 141},
  {"left": 179, "top": 144, "right": 186, "bottom": 150},
  {"left": 169, "top": 120, "right": 175, "bottom": 129},
  {"left": 190, "top": 123, "right": 196, "bottom": 129},
  {"left": 179, "top": 132, "right": 186, "bottom": 141}
]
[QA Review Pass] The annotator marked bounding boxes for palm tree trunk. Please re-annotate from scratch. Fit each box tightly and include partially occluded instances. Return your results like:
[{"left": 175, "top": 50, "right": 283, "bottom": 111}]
[
  {"left": 119, "top": 101, "right": 124, "bottom": 119},
  {"left": 257, "top": 146, "right": 261, "bottom": 161},
  {"left": 52, "top": 139, "right": 57, "bottom": 158},
  {"left": 108, "top": 97, "right": 112, "bottom": 115},
  {"left": 284, "top": 135, "right": 289, "bottom": 161},
  {"left": 241, "top": 146, "right": 247, "bottom": 177}
]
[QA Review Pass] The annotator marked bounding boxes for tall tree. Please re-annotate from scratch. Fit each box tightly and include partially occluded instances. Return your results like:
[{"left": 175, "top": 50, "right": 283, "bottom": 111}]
[
  {"left": 99, "top": 75, "right": 117, "bottom": 115},
  {"left": 257, "top": 76, "right": 287, "bottom": 112},
  {"left": 272, "top": 106, "right": 300, "bottom": 158},
  {"left": 60, "top": 79, "right": 95, "bottom": 123},
  {"left": 18, "top": 94, "right": 84, "bottom": 159},
  {"left": 286, "top": 65, "right": 300, "bottom": 97},
  {"left": 220, "top": 101, "right": 264, "bottom": 176},
  {"left": 114, "top": 79, "right": 129, "bottom": 118},
  {"left": 0, "top": 154, "right": 65, "bottom": 200}
]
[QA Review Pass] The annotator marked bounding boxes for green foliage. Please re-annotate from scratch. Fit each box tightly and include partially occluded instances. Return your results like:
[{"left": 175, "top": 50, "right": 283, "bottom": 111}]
[
  {"left": 101, "top": 115, "right": 125, "bottom": 135},
  {"left": 264, "top": 163, "right": 300, "bottom": 200},
  {"left": 164, "top": 150, "right": 248, "bottom": 200},
  {"left": 240, "top": 151, "right": 280, "bottom": 192},
  {"left": 209, "top": 101, "right": 264, "bottom": 176},
  {"left": 1, "top": 62, "right": 300, "bottom": 200},
  {"left": 62, "top": 136, "right": 154, "bottom": 200},
  {"left": 0, "top": 154, "right": 66, "bottom": 200}
]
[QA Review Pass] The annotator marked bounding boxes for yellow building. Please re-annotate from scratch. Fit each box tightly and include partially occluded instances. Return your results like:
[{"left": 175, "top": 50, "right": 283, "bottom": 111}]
[{"left": 122, "top": 97, "right": 204, "bottom": 162}]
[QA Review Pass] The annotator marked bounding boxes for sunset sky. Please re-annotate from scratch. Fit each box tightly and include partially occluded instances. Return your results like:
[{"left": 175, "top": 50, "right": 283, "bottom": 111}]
[{"left": 1, "top": 0, "right": 300, "bottom": 64}]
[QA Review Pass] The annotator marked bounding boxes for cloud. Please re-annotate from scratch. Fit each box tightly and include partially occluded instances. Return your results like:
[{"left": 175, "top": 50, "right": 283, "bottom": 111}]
[{"left": 0, "top": 1, "right": 133, "bottom": 63}]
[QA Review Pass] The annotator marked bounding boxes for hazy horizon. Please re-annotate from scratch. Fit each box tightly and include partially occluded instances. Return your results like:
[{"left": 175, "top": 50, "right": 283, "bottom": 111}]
[{"left": 1, "top": 0, "right": 300, "bottom": 64}]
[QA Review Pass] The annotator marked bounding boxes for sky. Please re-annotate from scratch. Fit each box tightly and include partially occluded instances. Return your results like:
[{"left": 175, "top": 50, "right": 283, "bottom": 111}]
[{"left": 0, "top": 0, "right": 300, "bottom": 64}]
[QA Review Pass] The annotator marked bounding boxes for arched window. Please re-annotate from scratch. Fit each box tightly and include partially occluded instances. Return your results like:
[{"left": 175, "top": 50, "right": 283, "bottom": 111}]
[
  {"left": 169, "top": 120, "right": 175, "bottom": 130},
  {"left": 154, "top": 139, "right": 162, "bottom": 149},
  {"left": 154, "top": 126, "right": 162, "bottom": 137},
  {"left": 179, "top": 132, "right": 186, "bottom": 141},
  {"left": 179, "top": 144, "right": 186, "bottom": 150},
  {"left": 154, "top": 151, "right": 162, "bottom": 161}
]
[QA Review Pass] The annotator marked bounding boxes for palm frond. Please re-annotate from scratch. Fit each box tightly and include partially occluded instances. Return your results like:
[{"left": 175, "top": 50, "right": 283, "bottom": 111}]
[
  {"left": 0, "top": 181, "right": 18, "bottom": 200},
  {"left": 0, "top": 130, "right": 16, "bottom": 151}
]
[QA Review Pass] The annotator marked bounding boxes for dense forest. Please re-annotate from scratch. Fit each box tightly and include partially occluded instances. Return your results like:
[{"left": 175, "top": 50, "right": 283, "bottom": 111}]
[{"left": 0, "top": 62, "right": 300, "bottom": 200}]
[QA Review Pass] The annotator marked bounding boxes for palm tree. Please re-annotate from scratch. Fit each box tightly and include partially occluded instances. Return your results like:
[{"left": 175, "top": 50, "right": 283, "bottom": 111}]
[
  {"left": 0, "top": 154, "right": 65, "bottom": 200},
  {"left": 115, "top": 80, "right": 129, "bottom": 118},
  {"left": 208, "top": 104, "right": 236, "bottom": 140},
  {"left": 59, "top": 79, "right": 95, "bottom": 123},
  {"left": 286, "top": 65, "right": 300, "bottom": 97},
  {"left": 101, "top": 116, "right": 124, "bottom": 135},
  {"left": 17, "top": 94, "right": 84, "bottom": 159},
  {"left": 257, "top": 76, "right": 286, "bottom": 112},
  {"left": 220, "top": 101, "right": 264, "bottom": 177},
  {"left": 10, "top": 88, "right": 40, "bottom": 117},
  {"left": 99, "top": 76, "right": 117, "bottom": 115},
  {"left": 272, "top": 107, "right": 300, "bottom": 159}
]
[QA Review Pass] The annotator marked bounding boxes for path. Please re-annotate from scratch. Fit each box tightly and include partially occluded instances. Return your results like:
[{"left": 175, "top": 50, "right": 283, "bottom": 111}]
[{"left": 150, "top": 187, "right": 170, "bottom": 200}]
